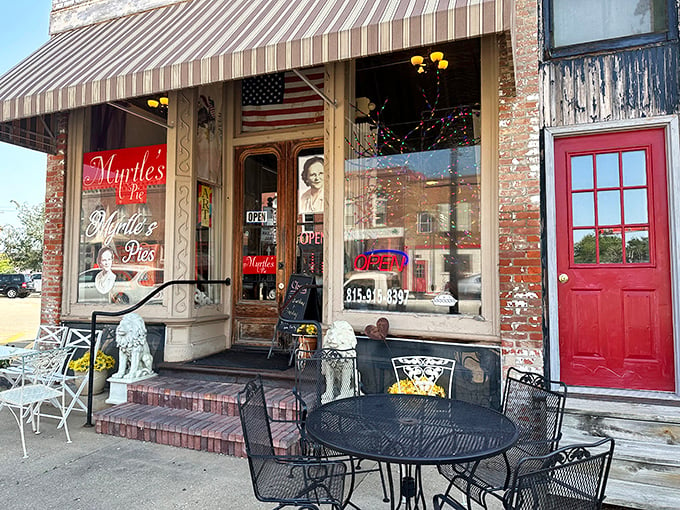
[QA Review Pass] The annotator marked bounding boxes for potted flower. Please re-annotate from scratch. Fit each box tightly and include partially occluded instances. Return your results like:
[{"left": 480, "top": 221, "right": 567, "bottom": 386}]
[
  {"left": 387, "top": 378, "right": 447, "bottom": 398},
  {"left": 294, "top": 323, "right": 318, "bottom": 359},
  {"left": 68, "top": 350, "right": 116, "bottom": 395}
]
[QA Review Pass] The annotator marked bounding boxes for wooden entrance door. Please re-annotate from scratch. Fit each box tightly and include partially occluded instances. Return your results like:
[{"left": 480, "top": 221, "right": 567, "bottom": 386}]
[
  {"left": 232, "top": 139, "right": 322, "bottom": 346},
  {"left": 555, "top": 128, "right": 675, "bottom": 391}
]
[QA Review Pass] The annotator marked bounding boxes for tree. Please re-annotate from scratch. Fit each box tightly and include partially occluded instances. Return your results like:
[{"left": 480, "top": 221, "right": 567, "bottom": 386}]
[{"left": 0, "top": 202, "right": 44, "bottom": 272}]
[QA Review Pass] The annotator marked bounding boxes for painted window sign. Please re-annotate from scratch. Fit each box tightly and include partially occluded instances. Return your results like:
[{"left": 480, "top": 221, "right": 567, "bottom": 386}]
[
  {"left": 242, "top": 255, "right": 276, "bottom": 274},
  {"left": 82, "top": 144, "right": 166, "bottom": 204},
  {"left": 353, "top": 250, "right": 409, "bottom": 272},
  {"left": 79, "top": 144, "right": 166, "bottom": 305}
]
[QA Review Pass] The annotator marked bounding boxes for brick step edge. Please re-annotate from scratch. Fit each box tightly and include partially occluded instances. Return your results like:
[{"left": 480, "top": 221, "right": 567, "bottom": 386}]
[
  {"left": 94, "top": 402, "right": 301, "bottom": 457},
  {"left": 125, "top": 376, "right": 299, "bottom": 420}
]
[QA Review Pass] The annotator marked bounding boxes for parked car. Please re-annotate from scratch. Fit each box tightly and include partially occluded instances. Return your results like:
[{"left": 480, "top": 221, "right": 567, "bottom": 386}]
[
  {"left": 78, "top": 266, "right": 164, "bottom": 304},
  {"left": 31, "top": 272, "right": 42, "bottom": 292},
  {"left": 0, "top": 273, "right": 35, "bottom": 298},
  {"left": 457, "top": 273, "right": 481, "bottom": 300}
]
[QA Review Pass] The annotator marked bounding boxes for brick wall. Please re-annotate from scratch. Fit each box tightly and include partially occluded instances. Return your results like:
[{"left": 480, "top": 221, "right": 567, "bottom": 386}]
[
  {"left": 497, "top": 0, "right": 543, "bottom": 373},
  {"left": 40, "top": 113, "right": 68, "bottom": 325}
]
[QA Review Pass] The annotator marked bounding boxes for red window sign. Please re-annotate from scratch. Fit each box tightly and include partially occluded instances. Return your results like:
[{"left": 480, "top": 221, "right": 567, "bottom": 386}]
[
  {"left": 83, "top": 144, "right": 167, "bottom": 205},
  {"left": 242, "top": 256, "right": 276, "bottom": 274}
]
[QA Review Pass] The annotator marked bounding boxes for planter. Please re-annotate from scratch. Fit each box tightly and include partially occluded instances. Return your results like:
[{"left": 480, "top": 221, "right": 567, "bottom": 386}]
[
  {"left": 74, "top": 369, "right": 108, "bottom": 395},
  {"left": 294, "top": 335, "right": 317, "bottom": 358}
]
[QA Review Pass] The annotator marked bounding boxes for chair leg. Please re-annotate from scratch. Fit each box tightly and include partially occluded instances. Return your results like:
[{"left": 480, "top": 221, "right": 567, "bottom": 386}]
[{"left": 5, "top": 405, "right": 29, "bottom": 458}]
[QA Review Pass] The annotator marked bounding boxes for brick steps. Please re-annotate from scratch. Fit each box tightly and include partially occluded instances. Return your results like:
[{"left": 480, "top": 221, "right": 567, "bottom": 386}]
[{"left": 94, "top": 376, "right": 301, "bottom": 457}]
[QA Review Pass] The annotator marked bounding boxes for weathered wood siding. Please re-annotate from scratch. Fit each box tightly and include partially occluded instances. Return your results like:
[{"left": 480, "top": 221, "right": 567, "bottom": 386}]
[{"left": 540, "top": 44, "right": 680, "bottom": 127}]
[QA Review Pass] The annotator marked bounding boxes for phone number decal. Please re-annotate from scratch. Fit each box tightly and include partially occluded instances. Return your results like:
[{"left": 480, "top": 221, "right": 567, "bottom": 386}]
[{"left": 345, "top": 287, "right": 409, "bottom": 305}]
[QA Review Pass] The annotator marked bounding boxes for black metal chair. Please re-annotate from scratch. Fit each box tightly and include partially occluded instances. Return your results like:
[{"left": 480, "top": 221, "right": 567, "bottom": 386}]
[
  {"left": 237, "top": 376, "right": 346, "bottom": 510},
  {"left": 434, "top": 437, "right": 615, "bottom": 510},
  {"left": 437, "top": 367, "right": 568, "bottom": 509},
  {"left": 293, "top": 347, "right": 389, "bottom": 505}
]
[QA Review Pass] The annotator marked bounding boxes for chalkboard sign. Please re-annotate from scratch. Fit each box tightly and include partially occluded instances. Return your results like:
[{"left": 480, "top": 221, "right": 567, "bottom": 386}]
[{"left": 277, "top": 274, "right": 318, "bottom": 334}]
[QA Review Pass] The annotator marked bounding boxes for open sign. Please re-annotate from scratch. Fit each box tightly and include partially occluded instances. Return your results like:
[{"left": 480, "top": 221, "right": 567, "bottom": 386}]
[{"left": 246, "top": 210, "right": 268, "bottom": 223}]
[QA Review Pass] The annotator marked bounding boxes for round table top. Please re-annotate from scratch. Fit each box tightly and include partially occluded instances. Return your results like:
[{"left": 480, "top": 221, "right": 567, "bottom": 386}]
[{"left": 305, "top": 394, "right": 518, "bottom": 465}]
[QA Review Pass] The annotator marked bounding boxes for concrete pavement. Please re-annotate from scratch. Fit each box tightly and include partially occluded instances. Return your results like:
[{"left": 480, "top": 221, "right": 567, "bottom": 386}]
[{"left": 0, "top": 398, "right": 449, "bottom": 510}]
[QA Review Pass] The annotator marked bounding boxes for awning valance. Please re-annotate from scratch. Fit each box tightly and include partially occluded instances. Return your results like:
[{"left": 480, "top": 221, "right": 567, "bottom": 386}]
[{"left": 0, "top": 0, "right": 512, "bottom": 125}]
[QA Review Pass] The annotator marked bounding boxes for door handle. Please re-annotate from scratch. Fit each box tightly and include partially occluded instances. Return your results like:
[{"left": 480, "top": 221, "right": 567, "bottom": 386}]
[{"left": 558, "top": 273, "right": 569, "bottom": 283}]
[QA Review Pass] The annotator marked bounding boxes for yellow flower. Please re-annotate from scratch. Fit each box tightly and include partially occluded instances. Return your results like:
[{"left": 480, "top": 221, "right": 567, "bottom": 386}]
[
  {"left": 68, "top": 350, "right": 115, "bottom": 372},
  {"left": 388, "top": 378, "right": 446, "bottom": 398},
  {"left": 296, "top": 324, "right": 317, "bottom": 335}
]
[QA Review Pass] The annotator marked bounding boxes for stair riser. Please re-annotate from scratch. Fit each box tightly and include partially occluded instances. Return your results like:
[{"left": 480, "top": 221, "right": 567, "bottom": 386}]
[
  {"left": 126, "top": 386, "right": 298, "bottom": 421},
  {"left": 563, "top": 413, "right": 680, "bottom": 445},
  {"left": 96, "top": 415, "right": 300, "bottom": 457},
  {"left": 609, "top": 459, "right": 680, "bottom": 489}
]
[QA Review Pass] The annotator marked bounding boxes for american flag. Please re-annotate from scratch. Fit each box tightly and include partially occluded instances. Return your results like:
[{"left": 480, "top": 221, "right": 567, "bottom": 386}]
[{"left": 241, "top": 67, "right": 324, "bottom": 132}]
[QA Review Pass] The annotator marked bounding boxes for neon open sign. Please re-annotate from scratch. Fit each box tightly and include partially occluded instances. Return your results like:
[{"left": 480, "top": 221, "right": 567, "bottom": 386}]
[{"left": 353, "top": 249, "right": 409, "bottom": 272}]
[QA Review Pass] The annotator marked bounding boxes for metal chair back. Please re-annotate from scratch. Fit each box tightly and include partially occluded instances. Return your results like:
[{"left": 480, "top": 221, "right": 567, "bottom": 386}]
[
  {"left": 391, "top": 355, "right": 456, "bottom": 398},
  {"left": 295, "top": 347, "right": 360, "bottom": 411},
  {"left": 32, "top": 325, "right": 70, "bottom": 350},
  {"left": 237, "top": 376, "right": 276, "bottom": 458},
  {"left": 503, "top": 438, "right": 615, "bottom": 510},
  {"left": 503, "top": 367, "right": 568, "bottom": 457}
]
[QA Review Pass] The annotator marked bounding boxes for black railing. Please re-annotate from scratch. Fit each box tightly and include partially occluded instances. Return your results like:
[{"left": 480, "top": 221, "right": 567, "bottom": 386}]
[{"left": 85, "top": 277, "right": 231, "bottom": 426}]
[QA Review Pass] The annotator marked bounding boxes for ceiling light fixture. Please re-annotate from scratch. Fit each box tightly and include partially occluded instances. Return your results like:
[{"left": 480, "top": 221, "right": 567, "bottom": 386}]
[
  {"left": 410, "top": 51, "right": 448, "bottom": 73},
  {"left": 147, "top": 95, "right": 169, "bottom": 109}
]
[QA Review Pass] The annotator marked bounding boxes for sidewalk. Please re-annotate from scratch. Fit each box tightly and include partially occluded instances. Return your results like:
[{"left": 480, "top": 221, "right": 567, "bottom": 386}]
[{"left": 0, "top": 399, "right": 446, "bottom": 510}]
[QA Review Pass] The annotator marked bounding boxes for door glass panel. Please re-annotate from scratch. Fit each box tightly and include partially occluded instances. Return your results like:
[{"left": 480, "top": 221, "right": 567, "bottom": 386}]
[
  {"left": 622, "top": 150, "right": 646, "bottom": 186},
  {"left": 625, "top": 228, "right": 650, "bottom": 263},
  {"left": 599, "top": 229, "right": 622, "bottom": 263},
  {"left": 572, "top": 192, "right": 594, "bottom": 226},
  {"left": 241, "top": 153, "right": 278, "bottom": 301},
  {"left": 595, "top": 153, "right": 619, "bottom": 187},
  {"left": 570, "top": 155, "right": 594, "bottom": 190},
  {"left": 597, "top": 190, "right": 621, "bottom": 225},
  {"left": 573, "top": 229, "right": 596, "bottom": 263},
  {"left": 623, "top": 189, "right": 648, "bottom": 224}
]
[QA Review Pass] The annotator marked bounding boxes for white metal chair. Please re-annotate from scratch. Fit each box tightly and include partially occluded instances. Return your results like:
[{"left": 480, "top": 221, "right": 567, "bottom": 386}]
[
  {"left": 391, "top": 355, "right": 456, "bottom": 398},
  {"left": 0, "top": 325, "right": 69, "bottom": 387},
  {"left": 37, "top": 328, "right": 103, "bottom": 428},
  {"left": 0, "top": 346, "right": 74, "bottom": 458}
]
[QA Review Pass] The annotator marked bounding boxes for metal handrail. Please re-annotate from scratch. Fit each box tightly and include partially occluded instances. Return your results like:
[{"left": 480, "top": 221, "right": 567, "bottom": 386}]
[{"left": 85, "top": 277, "right": 231, "bottom": 426}]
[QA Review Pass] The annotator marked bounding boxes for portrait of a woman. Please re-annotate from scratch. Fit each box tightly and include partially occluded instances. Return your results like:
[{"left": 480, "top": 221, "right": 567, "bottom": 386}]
[
  {"left": 298, "top": 155, "right": 324, "bottom": 214},
  {"left": 94, "top": 246, "right": 116, "bottom": 295}
]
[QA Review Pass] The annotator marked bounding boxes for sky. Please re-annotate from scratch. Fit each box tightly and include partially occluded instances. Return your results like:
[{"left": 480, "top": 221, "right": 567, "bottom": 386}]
[{"left": 0, "top": 1, "right": 52, "bottom": 226}]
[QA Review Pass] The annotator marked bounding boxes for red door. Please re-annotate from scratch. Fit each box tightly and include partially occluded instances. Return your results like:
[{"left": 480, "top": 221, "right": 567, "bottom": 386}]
[{"left": 555, "top": 129, "right": 675, "bottom": 391}]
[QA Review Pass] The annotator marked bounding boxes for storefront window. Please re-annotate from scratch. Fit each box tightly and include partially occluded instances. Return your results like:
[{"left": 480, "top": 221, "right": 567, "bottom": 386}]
[
  {"left": 78, "top": 103, "right": 166, "bottom": 305},
  {"left": 344, "top": 41, "right": 482, "bottom": 316},
  {"left": 195, "top": 85, "right": 223, "bottom": 306}
]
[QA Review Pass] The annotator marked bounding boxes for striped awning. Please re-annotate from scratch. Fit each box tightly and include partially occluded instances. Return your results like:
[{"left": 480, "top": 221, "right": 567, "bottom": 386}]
[{"left": 0, "top": 0, "right": 512, "bottom": 124}]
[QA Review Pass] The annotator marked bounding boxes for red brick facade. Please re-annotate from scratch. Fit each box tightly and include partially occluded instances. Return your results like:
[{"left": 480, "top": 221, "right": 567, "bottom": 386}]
[
  {"left": 497, "top": 0, "right": 543, "bottom": 372},
  {"left": 40, "top": 113, "right": 68, "bottom": 325}
]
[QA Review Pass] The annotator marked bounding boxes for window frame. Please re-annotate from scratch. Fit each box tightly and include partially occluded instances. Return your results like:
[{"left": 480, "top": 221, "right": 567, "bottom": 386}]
[
  {"left": 543, "top": 0, "right": 678, "bottom": 59},
  {"left": 327, "top": 38, "right": 500, "bottom": 341}
]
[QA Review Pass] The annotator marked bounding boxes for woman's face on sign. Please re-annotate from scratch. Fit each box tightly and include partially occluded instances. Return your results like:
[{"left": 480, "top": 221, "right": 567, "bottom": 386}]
[
  {"left": 306, "top": 162, "right": 323, "bottom": 190},
  {"left": 100, "top": 250, "right": 113, "bottom": 271}
]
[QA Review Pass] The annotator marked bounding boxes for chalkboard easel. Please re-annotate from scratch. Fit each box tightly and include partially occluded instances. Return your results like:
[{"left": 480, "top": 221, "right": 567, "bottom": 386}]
[{"left": 268, "top": 274, "right": 321, "bottom": 360}]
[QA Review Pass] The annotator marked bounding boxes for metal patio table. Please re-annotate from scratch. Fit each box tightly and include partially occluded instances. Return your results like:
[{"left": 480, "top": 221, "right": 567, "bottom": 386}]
[
  {"left": 305, "top": 393, "right": 518, "bottom": 510},
  {"left": 0, "top": 345, "right": 34, "bottom": 363}
]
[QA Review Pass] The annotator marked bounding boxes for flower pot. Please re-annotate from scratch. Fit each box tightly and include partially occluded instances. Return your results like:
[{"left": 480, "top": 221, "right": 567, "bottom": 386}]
[
  {"left": 74, "top": 370, "right": 108, "bottom": 395},
  {"left": 294, "top": 335, "right": 317, "bottom": 358}
]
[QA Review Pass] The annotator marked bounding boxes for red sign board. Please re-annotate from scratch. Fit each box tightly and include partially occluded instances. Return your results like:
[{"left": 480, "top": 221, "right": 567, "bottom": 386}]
[
  {"left": 83, "top": 144, "right": 167, "bottom": 205},
  {"left": 242, "top": 256, "right": 276, "bottom": 274}
]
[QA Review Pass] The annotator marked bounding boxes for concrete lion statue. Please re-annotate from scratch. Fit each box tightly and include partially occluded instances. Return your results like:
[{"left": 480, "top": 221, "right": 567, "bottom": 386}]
[
  {"left": 320, "top": 320, "right": 358, "bottom": 403},
  {"left": 112, "top": 313, "right": 155, "bottom": 381}
]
